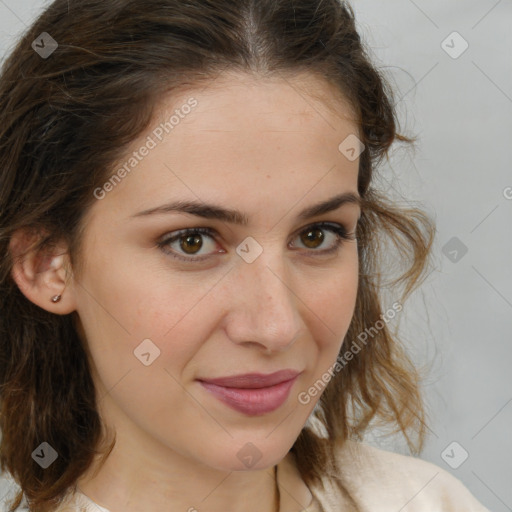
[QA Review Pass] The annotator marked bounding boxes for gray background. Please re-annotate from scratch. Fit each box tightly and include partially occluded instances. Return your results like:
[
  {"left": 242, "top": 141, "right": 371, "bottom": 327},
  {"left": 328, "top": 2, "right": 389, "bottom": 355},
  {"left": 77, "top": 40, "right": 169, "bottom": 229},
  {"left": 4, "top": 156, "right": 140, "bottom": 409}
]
[{"left": 0, "top": 1, "right": 510, "bottom": 511}]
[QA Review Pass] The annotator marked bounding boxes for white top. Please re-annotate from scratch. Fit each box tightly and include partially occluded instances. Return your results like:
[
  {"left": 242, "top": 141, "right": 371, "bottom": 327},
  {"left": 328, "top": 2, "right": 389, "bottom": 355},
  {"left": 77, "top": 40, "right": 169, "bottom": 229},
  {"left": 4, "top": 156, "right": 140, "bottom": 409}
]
[{"left": 51, "top": 440, "right": 491, "bottom": 512}]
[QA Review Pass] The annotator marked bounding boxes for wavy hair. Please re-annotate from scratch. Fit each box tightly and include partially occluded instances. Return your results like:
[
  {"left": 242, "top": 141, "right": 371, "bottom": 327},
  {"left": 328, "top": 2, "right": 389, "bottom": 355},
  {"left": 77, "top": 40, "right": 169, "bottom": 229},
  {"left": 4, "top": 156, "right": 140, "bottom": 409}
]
[{"left": 0, "top": 0, "right": 435, "bottom": 510}]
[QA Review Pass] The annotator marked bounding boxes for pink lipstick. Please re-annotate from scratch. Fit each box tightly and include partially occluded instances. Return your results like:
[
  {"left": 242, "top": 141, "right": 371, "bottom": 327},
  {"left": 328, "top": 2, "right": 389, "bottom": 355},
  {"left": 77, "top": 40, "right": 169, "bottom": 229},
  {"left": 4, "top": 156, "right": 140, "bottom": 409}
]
[{"left": 198, "top": 369, "right": 300, "bottom": 416}]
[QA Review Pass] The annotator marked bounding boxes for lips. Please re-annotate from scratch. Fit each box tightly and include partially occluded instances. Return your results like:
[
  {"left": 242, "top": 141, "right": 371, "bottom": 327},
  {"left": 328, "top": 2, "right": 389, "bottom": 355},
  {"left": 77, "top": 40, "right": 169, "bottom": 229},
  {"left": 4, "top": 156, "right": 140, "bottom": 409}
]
[
  {"left": 199, "top": 369, "right": 301, "bottom": 388},
  {"left": 197, "top": 369, "right": 301, "bottom": 416}
]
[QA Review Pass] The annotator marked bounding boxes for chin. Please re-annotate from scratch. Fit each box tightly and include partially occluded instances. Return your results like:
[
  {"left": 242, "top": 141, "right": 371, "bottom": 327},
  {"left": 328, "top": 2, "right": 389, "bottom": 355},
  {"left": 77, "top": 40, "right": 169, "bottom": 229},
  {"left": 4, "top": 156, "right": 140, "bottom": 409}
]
[{"left": 196, "top": 437, "right": 294, "bottom": 472}]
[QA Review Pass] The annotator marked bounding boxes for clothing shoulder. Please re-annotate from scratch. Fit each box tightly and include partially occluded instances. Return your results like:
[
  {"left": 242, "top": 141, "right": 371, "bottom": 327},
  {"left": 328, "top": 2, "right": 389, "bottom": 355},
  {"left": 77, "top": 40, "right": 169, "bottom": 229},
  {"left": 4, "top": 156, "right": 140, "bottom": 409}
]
[
  {"left": 312, "top": 439, "right": 491, "bottom": 512},
  {"left": 52, "top": 488, "right": 109, "bottom": 512}
]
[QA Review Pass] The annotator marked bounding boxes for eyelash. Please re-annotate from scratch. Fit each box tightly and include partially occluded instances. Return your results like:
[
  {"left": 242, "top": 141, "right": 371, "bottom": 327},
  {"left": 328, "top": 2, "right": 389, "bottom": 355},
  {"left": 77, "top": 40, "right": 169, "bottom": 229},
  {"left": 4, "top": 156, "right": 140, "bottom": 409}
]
[{"left": 156, "top": 222, "right": 357, "bottom": 263}]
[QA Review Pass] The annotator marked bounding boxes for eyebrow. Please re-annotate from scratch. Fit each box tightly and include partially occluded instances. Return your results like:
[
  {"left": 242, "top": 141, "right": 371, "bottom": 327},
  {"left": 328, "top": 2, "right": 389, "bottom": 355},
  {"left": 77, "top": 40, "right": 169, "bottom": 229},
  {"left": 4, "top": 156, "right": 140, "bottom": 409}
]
[{"left": 130, "top": 192, "right": 361, "bottom": 225}]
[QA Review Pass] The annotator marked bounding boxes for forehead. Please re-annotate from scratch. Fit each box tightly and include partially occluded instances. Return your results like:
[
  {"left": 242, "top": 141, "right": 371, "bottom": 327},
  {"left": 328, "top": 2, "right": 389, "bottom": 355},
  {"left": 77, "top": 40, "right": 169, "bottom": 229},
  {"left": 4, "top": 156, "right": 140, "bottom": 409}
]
[
  {"left": 86, "top": 71, "right": 361, "bottom": 225},
  {"left": 156, "top": 70, "right": 359, "bottom": 132}
]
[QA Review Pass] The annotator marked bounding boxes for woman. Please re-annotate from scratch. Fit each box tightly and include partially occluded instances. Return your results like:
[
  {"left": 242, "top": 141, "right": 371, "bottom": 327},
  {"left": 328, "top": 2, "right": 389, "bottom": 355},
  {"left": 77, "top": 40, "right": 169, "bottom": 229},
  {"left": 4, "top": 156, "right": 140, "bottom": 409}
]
[{"left": 0, "top": 0, "right": 491, "bottom": 511}]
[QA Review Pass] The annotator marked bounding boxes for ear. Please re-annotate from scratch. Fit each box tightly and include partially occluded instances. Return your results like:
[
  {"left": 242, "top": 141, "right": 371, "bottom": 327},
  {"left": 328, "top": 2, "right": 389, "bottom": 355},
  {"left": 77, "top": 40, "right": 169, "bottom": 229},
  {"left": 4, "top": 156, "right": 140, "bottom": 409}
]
[{"left": 9, "top": 228, "right": 77, "bottom": 315}]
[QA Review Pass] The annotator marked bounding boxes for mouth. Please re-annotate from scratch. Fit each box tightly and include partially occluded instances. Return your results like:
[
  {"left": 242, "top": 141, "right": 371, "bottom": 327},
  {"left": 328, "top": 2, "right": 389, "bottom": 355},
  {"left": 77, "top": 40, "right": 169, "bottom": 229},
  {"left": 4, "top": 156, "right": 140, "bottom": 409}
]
[{"left": 197, "top": 370, "right": 301, "bottom": 416}]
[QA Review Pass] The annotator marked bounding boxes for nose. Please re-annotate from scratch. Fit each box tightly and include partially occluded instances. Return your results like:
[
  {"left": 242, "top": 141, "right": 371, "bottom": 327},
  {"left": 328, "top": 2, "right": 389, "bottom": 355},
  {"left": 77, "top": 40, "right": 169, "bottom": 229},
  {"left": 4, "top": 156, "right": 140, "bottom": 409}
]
[{"left": 222, "top": 251, "right": 303, "bottom": 353}]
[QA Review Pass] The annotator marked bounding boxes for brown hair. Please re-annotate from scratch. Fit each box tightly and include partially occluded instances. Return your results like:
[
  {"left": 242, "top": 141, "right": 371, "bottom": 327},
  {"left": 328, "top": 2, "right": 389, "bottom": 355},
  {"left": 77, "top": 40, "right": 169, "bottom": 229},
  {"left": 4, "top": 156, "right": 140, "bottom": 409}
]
[{"left": 0, "top": 0, "right": 435, "bottom": 510}]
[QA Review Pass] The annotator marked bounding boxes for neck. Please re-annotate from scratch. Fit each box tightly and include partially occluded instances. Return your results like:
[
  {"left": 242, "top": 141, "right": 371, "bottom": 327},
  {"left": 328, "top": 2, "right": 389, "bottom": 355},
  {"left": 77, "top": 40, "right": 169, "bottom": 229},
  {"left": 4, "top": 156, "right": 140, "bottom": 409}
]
[{"left": 76, "top": 434, "right": 279, "bottom": 512}]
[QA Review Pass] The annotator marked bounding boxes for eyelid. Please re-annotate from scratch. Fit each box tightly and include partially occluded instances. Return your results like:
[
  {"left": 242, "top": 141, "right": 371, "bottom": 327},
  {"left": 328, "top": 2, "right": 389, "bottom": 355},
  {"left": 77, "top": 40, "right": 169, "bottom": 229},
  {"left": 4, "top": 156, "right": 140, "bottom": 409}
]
[
  {"left": 157, "top": 227, "right": 222, "bottom": 263},
  {"left": 157, "top": 221, "right": 357, "bottom": 263}
]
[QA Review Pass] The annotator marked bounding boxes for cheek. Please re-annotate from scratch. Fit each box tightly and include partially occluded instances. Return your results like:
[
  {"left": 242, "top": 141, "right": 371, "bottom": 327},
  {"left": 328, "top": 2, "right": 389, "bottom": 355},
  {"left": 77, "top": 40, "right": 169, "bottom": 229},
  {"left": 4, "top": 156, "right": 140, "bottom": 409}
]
[
  {"left": 293, "top": 258, "right": 359, "bottom": 405},
  {"left": 78, "top": 232, "right": 358, "bottom": 386},
  {"left": 307, "top": 255, "right": 359, "bottom": 348},
  {"left": 72, "top": 246, "right": 196, "bottom": 391}
]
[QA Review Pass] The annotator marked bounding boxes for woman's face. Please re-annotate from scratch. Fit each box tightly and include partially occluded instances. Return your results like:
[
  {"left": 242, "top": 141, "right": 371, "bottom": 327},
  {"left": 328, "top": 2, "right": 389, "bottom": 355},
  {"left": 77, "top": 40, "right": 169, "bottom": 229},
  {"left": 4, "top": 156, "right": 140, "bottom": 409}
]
[{"left": 72, "top": 71, "right": 361, "bottom": 472}]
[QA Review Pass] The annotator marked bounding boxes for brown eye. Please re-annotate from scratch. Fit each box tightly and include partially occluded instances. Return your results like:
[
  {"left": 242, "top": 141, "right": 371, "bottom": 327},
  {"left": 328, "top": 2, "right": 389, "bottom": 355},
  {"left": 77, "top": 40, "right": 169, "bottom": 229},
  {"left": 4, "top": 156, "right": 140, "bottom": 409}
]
[
  {"left": 292, "top": 222, "right": 353, "bottom": 254},
  {"left": 157, "top": 222, "right": 355, "bottom": 264},
  {"left": 157, "top": 227, "right": 220, "bottom": 262},
  {"left": 180, "top": 234, "right": 203, "bottom": 255},
  {"left": 300, "top": 227, "right": 325, "bottom": 249}
]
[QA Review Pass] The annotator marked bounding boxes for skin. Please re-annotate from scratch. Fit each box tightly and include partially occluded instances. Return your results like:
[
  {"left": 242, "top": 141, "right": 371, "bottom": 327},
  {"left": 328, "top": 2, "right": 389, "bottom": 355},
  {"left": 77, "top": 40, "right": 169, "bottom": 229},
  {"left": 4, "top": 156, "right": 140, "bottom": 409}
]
[{"left": 11, "top": 71, "right": 362, "bottom": 512}]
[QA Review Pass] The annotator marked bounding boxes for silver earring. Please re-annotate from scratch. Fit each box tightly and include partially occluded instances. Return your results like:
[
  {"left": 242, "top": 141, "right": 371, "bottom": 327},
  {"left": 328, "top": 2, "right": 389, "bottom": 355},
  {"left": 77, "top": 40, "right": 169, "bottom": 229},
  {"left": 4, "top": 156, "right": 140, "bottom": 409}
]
[{"left": 51, "top": 294, "right": 62, "bottom": 303}]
